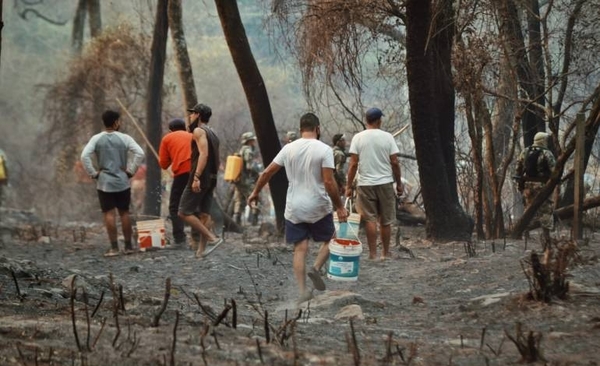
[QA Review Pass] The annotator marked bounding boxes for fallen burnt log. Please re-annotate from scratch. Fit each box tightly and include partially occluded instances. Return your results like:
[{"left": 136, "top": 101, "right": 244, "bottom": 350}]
[{"left": 397, "top": 201, "right": 426, "bottom": 226}]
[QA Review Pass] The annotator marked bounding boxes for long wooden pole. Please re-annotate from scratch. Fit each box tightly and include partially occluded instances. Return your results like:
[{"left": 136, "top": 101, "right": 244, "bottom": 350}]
[{"left": 115, "top": 98, "right": 159, "bottom": 161}]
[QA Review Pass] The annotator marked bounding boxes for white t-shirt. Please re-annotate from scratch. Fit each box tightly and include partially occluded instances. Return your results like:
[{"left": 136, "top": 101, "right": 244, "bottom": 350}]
[
  {"left": 273, "top": 138, "right": 334, "bottom": 224},
  {"left": 349, "top": 129, "right": 399, "bottom": 186}
]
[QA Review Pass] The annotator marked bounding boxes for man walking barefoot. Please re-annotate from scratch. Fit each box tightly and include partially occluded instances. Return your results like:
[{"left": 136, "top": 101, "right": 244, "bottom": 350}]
[
  {"left": 346, "top": 108, "right": 402, "bottom": 260},
  {"left": 81, "top": 110, "right": 145, "bottom": 257},
  {"left": 248, "top": 113, "right": 348, "bottom": 303}
]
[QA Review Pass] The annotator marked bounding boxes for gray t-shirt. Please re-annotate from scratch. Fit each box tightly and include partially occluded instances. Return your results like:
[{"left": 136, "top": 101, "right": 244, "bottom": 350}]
[
  {"left": 81, "top": 131, "right": 145, "bottom": 192},
  {"left": 273, "top": 138, "right": 334, "bottom": 224}
]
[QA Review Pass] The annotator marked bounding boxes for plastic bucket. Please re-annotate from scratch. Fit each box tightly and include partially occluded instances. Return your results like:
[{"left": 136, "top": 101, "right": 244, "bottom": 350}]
[
  {"left": 327, "top": 237, "right": 362, "bottom": 281},
  {"left": 333, "top": 214, "right": 361, "bottom": 240},
  {"left": 136, "top": 219, "right": 165, "bottom": 251},
  {"left": 333, "top": 198, "right": 361, "bottom": 240},
  {"left": 224, "top": 155, "right": 243, "bottom": 182}
]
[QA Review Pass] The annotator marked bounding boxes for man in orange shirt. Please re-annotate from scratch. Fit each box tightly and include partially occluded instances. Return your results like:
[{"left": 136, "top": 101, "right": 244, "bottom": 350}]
[{"left": 159, "top": 118, "right": 195, "bottom": 247}]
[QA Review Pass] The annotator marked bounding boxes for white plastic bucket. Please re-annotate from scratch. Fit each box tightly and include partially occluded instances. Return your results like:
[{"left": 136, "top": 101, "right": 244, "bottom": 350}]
[
  {"left": 327, "top": 237, "right": 362, "bottom": 281},
  {"left": 333, "top": 198, "right": 361, "bottom": 240},
  {"left": 136, "top": 219, "right": 165, "bottom": 251},
  {"left": 334, "top": 215, "right": 361, "bottom": 240}
]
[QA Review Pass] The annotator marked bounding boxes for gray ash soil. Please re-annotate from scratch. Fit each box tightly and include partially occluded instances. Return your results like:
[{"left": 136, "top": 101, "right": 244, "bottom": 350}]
[{"left": 1, "top": 218, "right": 600, "bottom": 365}]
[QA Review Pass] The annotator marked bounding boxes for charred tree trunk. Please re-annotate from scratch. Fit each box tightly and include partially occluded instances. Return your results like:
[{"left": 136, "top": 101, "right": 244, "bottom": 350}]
[
  {"left": 0, "top": 0, "right": 3, "bottom": 67},
  {"left": 465, "top": 95, "right": 485, "bottom": 239},
  {"left": 406, "top": 0, "right": 472, "bottom": 241},
  {"left": 72, "top": 0, "right": 86, "bottom": 53},
  {"left": 87, "top": 0, "right": 104, "bottom": 133},
  {"left": 168, "top": 0, "right": 197, "bottom": 112},
  {"left": 144, "top": 0, "right": 168, "bottom": 217},
  {"left": 215, "top": 0, "right": 288, "bottom": 231},
  {"left": 494, "top": 0, "right": 545, "bottom": 147},
  {"left": 87, "top": 0, "right": 101, "bottom": 37}
]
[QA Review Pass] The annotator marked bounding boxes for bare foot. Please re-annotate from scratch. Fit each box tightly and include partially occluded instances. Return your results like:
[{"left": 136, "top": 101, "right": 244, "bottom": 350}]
[{"left": 380, "top": 252, "right": 393, "bottom": 261}]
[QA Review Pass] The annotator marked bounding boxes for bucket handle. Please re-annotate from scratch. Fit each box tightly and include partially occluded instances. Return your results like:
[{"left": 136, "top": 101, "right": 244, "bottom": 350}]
[
  {"left": 336, "top": 216, "right": 358, "bottom": 239},
  {"left": 344, "top": 197, "right": 355, "bottom": 212}
]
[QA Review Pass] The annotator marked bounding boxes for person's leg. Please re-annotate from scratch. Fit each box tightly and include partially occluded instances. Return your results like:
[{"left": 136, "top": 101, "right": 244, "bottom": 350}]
[
  {"left": 98, "top": 190, "right": 119, "bottom": 254},
  {"left": 364, "top": 221, "right": 378, "bottom": 259},
  {"left": 293, "top": 239, "right": 310, "bottom": 296},
  {"left": 232, "top": 186, "right": 244, "bottom": 225},
  {"left": 103, "top": 209, "right": 118, "bottom": 245},
  {"left": 380, "top": 223, "right": 392, "bottom": 258},
  {"left": 170, "top": 174, "right": 188, "bottom": 243},
  {"left": 112, "top": 188, "right": 133, "bottom": 250},
  {"left": 356, "top": 186, "right": 379, "bottom": 260},
  {"left": 197, "top": 213, "right": 212, "bottom": 251},
  {"left": 377, "top": 183, "right": 397, "bottom": 259},
  {"left": 179, "top": 186, "right": 221, "bottom": 257},
  {"left": 118, "top": 209, "right": 133, "bottom": 248},
  {"left": 313, "top": 241, "right": 330, "bottom": 271}
]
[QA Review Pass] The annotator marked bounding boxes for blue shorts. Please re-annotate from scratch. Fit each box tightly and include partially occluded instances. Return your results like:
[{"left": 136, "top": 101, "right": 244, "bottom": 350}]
[{"left": 285, "top": 213, "right": 335, "bottom": 244}]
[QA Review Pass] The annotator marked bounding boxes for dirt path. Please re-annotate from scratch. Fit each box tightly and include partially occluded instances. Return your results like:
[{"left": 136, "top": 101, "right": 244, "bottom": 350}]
[{"left": 1, "top": 220, "right": 600, "bottom": 365}]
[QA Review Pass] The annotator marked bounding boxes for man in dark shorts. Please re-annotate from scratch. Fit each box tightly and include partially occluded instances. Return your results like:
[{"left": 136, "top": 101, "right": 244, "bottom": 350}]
[
  {"left": 81, "top": 110, "right": 145, "bottom": 257},
  {"left": 178, "top": 103, "right": 223, "bottom": 258},
  {"left": 248, "top": 113, "right": 348, "bottom": 304}
]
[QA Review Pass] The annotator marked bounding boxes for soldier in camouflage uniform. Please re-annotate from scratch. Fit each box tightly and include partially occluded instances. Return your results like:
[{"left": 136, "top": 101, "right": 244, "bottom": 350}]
[
  {"left": 332, "top": 134, "right": 347, "bottom": 193},
  {"left": 233, "top": 132, "right": 261, "bottom": 225},
  {"left": 515, "top": 132, "right": 556, "bottom": 247}
]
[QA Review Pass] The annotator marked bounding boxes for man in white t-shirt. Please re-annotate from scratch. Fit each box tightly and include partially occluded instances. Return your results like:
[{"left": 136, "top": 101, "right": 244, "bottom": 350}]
[
  {"left": 345, "top": 107, "right": 402, "bottom": 260},
  {"left": 248, "top": 113, "right": 348, "bottom": 304}
]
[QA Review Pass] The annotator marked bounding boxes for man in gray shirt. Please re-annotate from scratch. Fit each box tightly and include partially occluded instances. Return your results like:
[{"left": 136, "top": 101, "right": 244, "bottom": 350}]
[{"left": 81, "top": 110, "right": 145, "bottom": 257}]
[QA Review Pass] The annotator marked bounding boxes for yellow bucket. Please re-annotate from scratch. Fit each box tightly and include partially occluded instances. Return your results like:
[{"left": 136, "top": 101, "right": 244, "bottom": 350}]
[{"left": 224, "top": 155, "right": 243, "bottom": 182}]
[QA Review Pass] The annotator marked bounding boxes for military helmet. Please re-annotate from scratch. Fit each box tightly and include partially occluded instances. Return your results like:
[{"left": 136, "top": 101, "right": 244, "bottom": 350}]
[{"left": 241, "top": 132, "right": 256, "bottom": 144}]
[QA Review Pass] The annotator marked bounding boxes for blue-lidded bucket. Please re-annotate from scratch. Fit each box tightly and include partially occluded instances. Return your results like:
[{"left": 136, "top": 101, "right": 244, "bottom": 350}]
[{"left": 327, "top": 237, "right": 362, "bottom": 281}]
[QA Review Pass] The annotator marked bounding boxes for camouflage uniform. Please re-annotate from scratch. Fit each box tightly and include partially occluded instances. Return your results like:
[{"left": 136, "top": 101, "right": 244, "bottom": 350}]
[
  {"left": 515, "top": 134, "right": 556, "bottom": 234},
  {"left": 333, "top": 145, "right": 346, "bottom": 190},
  {"left": 234, "top": 142, "right": 260, "bottom": 225}
]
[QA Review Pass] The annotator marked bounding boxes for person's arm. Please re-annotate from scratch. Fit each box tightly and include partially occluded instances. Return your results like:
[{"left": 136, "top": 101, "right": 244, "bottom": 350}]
[
  {"left": 191, "top": 127, "right": 208, "bottom": 191},
  {"left": 248, "top": 161, "right": 282, "bottom": 205},
  {"left": 390, "top": 154, "right": 402, "bottom": 196},
  {"left": 126, "top": 135, "right": 145, "bottom": 177},
  {"left": 80, "top": 135, "right": 100, "bottom": 178},
  {"left": 345, "top": 153, "right": 358, "bottom": 198},
  {"left": 323, "top": 167, "right": 348, "bottom": 222},
  {"left": 158, "top": 137, "right": 171, "bottom": 170}
]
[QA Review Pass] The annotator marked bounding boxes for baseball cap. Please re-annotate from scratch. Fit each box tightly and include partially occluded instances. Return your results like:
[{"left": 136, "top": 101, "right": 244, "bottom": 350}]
[
  {"left": 187, "top": 103, "right": 212, "bottom": 115},
  {"left": 365, "top": 107, "right": 384, "bottom": 122}
]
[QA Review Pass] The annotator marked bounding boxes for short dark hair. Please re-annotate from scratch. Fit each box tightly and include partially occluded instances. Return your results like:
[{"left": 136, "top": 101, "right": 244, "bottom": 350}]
[
  {"left": 168, "top": 118, "right": 186, "bottom": 131},
  {"left": 102, "top": 110, "right": 120, "bottom": 128},
  {"left": 299, "top": 113, "right": 320, "bottom": 132}
]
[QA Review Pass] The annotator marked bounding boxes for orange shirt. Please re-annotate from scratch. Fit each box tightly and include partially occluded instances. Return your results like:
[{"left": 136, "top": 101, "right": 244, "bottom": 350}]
[{"left": 158, "top": 130, "right": 192, "bottom": 176}]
